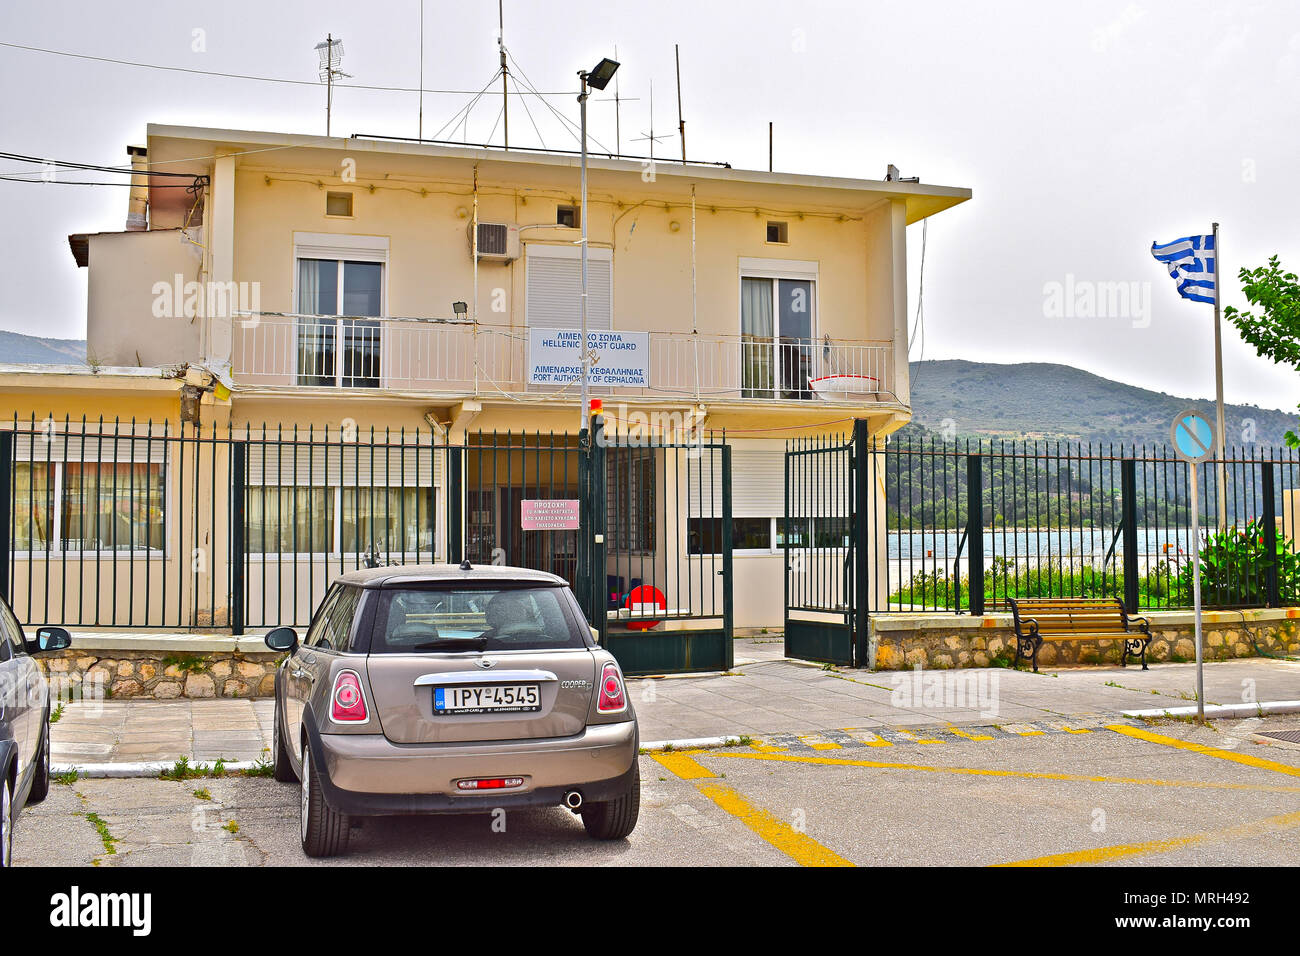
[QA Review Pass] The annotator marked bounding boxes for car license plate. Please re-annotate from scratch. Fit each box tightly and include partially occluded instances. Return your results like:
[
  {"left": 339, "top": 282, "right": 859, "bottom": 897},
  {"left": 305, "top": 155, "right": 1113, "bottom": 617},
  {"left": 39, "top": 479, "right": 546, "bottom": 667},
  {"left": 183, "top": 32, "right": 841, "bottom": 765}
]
[{"left": 434, "top": 683, "right": 541, "bottom": 714}]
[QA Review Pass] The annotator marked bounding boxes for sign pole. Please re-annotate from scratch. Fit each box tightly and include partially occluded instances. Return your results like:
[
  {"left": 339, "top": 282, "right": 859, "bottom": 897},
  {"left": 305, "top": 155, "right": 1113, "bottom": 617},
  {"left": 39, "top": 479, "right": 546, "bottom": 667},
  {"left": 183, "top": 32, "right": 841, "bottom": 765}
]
[
  {"left": 1211, "top": 221, "right": 1227, "bottom": 533},
  {"left": 1189, "top": 462, "right": 1205, "bottom": 724}
]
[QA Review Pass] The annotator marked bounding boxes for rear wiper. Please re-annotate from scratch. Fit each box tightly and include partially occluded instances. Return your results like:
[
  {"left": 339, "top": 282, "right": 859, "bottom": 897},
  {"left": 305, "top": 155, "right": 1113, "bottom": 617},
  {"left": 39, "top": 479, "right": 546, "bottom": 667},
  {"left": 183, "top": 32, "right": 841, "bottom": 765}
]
[{"left": 408, "top": 637, "right": 489, "bottom": 651}]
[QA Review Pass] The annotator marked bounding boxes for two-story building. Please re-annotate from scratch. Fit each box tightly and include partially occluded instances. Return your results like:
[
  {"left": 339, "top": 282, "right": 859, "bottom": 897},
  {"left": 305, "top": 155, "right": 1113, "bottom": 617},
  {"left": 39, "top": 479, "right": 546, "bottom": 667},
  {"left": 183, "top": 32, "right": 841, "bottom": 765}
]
[{"left": 1, "top": 124, "right": 969, "bottom": 637}]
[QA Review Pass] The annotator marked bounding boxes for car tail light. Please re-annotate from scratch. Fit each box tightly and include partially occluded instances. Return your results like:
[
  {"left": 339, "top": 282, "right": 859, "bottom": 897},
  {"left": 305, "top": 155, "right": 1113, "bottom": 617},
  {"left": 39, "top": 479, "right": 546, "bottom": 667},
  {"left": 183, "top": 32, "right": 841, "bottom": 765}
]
[
  {"left": 596, "top": 662, "right": 626, "bottom": 714},
  {"left": 457, "top": 777, "right": 524, "bottom": 791},
  {"left": 331, "top": 670, "right": 368, "bottom": 722}
]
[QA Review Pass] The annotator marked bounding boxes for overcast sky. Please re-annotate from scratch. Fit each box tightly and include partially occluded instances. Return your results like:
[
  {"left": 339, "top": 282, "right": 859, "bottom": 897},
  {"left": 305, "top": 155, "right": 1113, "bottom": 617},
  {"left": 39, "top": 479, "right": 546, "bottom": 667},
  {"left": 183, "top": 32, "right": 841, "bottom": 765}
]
[{"left": 1, "top": 0, "right": 1297, "bottom": 414}]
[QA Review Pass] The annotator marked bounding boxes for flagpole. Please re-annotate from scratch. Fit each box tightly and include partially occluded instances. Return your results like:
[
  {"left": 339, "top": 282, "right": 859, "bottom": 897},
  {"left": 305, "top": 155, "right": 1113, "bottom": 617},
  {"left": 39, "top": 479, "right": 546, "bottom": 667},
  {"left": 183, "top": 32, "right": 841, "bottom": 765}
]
[{"left": 1211, "top": 221, "right": 1227, "bottom": 532}]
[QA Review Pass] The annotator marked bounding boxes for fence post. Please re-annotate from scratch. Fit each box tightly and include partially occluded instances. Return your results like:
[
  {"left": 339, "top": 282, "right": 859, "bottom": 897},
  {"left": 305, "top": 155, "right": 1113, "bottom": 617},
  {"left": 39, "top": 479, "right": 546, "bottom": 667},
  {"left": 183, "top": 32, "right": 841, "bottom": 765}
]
[
  {"left": 590, "top": 415, "right": 608, "bottom": 647},
  {"left": 966, "top": 450, "right": 985, "bottom": 616},
  {"left": 0, "top": 431, "right": 10, "bottom": 605},
  {"left": 230, "top": 439, "right": 247, "bottom": 636},
  {"left": 1261, "top": 461, "right": 1280, "bottom": 607},
  {"left": 721, "top": 443, "right": 734, "bottom": 669},
  {"left": 446, "top": 445, "right": 463, "bottom": 565},
  {"left": 1120, "top": 458, "right": 1139, "bottom": 614},
  {"left": 853, "top": 419, "right": 872, "bottom": 663}
]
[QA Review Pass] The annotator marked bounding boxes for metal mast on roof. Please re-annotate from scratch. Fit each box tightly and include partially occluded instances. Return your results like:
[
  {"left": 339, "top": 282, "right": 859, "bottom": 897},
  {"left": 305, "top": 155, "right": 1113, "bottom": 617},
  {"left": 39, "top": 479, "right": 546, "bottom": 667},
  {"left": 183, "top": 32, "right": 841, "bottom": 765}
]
[
  {"left": 316, "top": 35, "right": 350, "bottom": 136},
  {"left": 499, "top": 0, "right": 509, "bottom": 148},
  {"left": 418, "top": 3, "right": 425, "bottom": 140},
  {"left": 675, "top": 44, "right": 686, "bottom": 164}
]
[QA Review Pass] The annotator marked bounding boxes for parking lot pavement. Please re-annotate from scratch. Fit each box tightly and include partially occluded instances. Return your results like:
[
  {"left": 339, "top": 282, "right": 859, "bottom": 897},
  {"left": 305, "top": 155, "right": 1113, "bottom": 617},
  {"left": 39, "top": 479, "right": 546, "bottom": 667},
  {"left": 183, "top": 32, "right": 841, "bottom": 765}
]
[
  {"left": 51, "top": 698, "right": 275, "bottom": 767},
  {"left": 18, "top": 715, "right": 1300, "bottom": 867}
]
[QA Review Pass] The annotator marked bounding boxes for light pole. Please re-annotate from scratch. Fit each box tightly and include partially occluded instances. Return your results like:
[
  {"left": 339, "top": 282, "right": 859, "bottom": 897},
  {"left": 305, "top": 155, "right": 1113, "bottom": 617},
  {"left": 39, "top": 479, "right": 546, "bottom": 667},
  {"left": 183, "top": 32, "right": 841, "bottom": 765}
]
[{"left": 577, "top": 57, "right": 619, "bottom": 429}]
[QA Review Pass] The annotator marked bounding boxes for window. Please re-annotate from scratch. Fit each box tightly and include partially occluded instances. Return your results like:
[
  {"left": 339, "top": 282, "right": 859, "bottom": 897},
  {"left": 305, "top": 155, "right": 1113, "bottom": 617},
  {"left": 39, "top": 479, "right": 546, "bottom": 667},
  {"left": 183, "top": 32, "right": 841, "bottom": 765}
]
[
  {"left": 10, "top": 459, "right": 166, "bottom": 554},
  {"left": 608, "top": 450, "right": 655, "bottom": 552},
  {"left": 370, "top": 586, "right": 587, "bottom": 653},
  {"left": 246, "top": 485, "right": 434, "bottom": 557},
  {"left": 741, "top": 275, "right": 815, "bottom": 399},
  {"left": 0, "top": 601, "right": 24, "bottom": 660},
  {"left": 556, "top": 204, "right": 580, "bottom": 228},
  {"left": 688, "top": 517, "right": 776, "bottom": 554},
  {"left": 766, "top": 221, "right": 788, "bottom": 243},
  {"left": 305, "top": 586, "right": 341, "bottom": 647},
  {"left": 296, "top": 257, "right": 383, "bottom": 387},
  {"left": 526, "top": 245, "right": 612, "bottom": 333},
  {"left": 325, "top": 191, "right": 354, "bottom": 217},
  {"left": 314, "top": 585, "right": 362, "bottom": 651}
]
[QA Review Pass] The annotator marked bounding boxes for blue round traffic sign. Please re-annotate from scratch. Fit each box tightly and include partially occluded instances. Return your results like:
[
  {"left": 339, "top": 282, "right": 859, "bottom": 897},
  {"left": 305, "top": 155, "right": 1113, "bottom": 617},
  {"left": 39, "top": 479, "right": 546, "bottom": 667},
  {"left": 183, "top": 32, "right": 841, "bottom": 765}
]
[{"left": 1171, "top": 410, "right": 1216, "bottom": 463}]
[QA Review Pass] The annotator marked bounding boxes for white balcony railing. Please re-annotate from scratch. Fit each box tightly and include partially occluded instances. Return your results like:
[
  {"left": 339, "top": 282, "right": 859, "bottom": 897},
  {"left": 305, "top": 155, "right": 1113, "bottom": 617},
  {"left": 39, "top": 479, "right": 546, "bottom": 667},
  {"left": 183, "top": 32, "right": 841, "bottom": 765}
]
[{"left": 232, "top": 314, "right": 895, "bottom": 404}]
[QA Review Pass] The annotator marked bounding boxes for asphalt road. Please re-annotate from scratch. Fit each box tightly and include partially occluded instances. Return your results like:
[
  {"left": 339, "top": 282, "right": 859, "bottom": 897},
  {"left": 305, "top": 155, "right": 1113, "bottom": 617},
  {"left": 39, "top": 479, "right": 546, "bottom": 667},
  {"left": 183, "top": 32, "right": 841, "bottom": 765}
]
[{"left": 14, "top": 715, "right": 1300, "bottom": 867}]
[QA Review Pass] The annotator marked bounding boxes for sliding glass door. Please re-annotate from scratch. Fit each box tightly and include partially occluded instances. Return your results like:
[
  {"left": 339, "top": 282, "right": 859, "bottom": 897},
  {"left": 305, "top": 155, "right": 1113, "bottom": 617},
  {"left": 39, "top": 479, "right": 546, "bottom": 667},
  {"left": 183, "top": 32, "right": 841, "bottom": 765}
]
[
  {"left": 296, "top": 258, "right": 383, "bottom": 387},
  {"left": 741, "top": 276, "right": 815, "bottom": 399}
]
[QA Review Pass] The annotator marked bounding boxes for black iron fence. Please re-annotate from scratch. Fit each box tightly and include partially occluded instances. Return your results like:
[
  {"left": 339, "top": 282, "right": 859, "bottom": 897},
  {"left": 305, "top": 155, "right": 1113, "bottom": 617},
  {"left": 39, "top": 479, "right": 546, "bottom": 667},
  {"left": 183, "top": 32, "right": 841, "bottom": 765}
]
[
  {"left": 884, "top": 436, "right": 1300, "bottom": 613},
  {"left": 0, "top": 417, "right": 734, "bottom": 675}
]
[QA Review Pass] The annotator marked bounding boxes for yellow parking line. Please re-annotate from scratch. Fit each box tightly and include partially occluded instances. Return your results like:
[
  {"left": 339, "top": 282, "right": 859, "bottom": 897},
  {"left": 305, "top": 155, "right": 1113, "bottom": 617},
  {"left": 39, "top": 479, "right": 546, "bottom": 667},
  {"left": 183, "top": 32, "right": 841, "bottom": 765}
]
[
  {"left": 995, "top": 808, "right": 1300, "bottom": 867},
  {"left": 1107, "top": 724, "right": 1300, "bottom": 778},
  {"left": 652, "top": 747, "right": 852, "bottom": 866},
  {"left": 712, "top": 751, "right": 1300, "bottom": 793},
  {"left": 897, "top": 729, "right": 944, "bottom": 744},
  {"left": 651, "top": 751, "right": 716, "bottom": 779},
  {"left": 798, "top": 735, "right": 842, "bottom": 750},
  {"left": 749, "top": 740, "right": 785, "bottom": 754},
  {"left": 947, "top": 727, "right": 994, "bottom": 742},
  {"left": 696, "top": 782, "right": 855, "bottom": 867},
  {"left": 845, "top": 730, "right": 893, "bottom": 747}
]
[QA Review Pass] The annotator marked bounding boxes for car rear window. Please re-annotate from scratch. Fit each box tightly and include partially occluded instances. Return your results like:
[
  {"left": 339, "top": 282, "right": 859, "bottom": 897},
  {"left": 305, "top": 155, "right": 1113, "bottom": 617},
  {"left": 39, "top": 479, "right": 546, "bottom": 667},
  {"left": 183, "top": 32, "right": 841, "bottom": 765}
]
[{"left": 369, "top": 585, "right": 590, "bottom": 654}]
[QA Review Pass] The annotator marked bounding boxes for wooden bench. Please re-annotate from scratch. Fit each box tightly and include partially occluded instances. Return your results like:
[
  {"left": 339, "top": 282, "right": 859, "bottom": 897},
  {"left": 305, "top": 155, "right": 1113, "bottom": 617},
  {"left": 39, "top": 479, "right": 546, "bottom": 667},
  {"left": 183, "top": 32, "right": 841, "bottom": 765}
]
[{"left": 1007, "top": 597, "right": 1152, "bottom": 672}]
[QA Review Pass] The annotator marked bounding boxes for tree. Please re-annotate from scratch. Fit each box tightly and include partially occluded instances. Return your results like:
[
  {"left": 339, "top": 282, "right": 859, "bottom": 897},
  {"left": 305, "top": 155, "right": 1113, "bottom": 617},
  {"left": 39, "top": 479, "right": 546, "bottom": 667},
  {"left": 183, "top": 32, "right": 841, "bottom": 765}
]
[{"left": 1223, "top": 255, "right": 1300, "bottom": 446}]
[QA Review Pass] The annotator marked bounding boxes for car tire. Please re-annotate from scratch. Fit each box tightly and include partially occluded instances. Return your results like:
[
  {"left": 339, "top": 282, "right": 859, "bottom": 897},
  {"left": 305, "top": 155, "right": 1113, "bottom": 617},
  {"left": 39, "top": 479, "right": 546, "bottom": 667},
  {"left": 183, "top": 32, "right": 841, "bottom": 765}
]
[
  {"left": 299, "top": 742, "right": 348, "bottom": 858},
  {"left": 1, "top": 774, "right": 13, "bottom": 868},
  {"left": 272, "top": 701, "right": 297, "bottom": 783},
  {"left": 581, "top": 764, "right": 640, "bottom": 840},
  {"left": 27, "top": 719, "right": 51, "bottom": 804}
]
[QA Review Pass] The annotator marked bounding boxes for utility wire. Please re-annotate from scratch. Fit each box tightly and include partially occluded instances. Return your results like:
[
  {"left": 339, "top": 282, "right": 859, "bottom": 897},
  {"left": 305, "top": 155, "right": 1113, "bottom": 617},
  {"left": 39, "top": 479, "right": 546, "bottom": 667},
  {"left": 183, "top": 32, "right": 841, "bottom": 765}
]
[{"left": 0, "top": 40, "right": 573, "bottom": 96}]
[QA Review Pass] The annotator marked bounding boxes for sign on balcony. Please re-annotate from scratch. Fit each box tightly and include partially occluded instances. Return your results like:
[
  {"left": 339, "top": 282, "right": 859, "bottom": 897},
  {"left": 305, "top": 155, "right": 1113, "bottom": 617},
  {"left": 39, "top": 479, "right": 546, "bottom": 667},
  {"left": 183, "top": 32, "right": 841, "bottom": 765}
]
[{"left": 527, "top": 328, "right": 649, "bottom": 387}]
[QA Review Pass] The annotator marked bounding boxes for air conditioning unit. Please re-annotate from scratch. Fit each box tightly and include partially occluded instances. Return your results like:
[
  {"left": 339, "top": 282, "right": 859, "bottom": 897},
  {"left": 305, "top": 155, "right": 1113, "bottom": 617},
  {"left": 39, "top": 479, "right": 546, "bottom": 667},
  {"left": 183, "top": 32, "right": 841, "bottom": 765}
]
[{"left": 470, "top": 221, "right": 520, "bottom": 262}]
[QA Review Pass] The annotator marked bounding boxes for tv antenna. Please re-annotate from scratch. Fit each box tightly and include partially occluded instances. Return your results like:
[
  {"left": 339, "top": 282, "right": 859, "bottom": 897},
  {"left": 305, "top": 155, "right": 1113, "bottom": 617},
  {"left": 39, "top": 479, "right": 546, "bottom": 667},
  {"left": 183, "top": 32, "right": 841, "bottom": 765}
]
[
  {"left": 631, "top": 81, "right": 672, "bottom": 169},
  {"left": 315, "top": 34, "right": 351, "bottom": 136}
]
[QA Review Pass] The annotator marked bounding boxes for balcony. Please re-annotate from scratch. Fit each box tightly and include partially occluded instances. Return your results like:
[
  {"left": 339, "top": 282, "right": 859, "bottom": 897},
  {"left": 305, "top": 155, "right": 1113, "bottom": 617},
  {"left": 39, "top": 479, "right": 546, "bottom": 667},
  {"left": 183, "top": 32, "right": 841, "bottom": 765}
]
[{"left": 232, "top": 314, "right": 896, "bottom": 405}]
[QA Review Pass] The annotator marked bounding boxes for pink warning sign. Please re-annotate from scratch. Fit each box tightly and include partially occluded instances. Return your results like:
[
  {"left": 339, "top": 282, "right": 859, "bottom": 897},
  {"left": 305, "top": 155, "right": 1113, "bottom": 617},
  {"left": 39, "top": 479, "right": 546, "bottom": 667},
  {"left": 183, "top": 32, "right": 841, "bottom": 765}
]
[{"left": 520, "top": 499, "right": 580, "bottom": 531}]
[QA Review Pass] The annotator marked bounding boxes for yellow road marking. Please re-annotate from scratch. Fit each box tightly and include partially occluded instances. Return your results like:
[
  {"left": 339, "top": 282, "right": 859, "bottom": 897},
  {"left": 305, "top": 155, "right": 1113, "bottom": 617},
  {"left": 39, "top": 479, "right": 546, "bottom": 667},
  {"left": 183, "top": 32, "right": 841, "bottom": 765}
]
[
  {"left": 946, "top": 726, "right": 994, "bottom": 742},
  {"left": 798, "top": 734, "right": 842, "bottom": 750},
  {"left": 711, "top": 751, "right": 1300, "bottom": 793},
  {"left": 897, "top": 729, "right": 944, "bottom": 744},
  {"left": 1107, "top": 724, "right": 1300, "bottom": 778},
  {"left": 650, "top": 751, "right": 716, "bottom": 779},
  {"left": 749, "top": 740, "right": 785, "bottom": 754},
  {"left": 696, "top": 781, "right": 854, "bottom": 867},
  {"left": 845, "top": 730, "right": 893, "bottom": 747},
  {"left": 995, "top": 808, "right": 1300, "bottom": 867}
]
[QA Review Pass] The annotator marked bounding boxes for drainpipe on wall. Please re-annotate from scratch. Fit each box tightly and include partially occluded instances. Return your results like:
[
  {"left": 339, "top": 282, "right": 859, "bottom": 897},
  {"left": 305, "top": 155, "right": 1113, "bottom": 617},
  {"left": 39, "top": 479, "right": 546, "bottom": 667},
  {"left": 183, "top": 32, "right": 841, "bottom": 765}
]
[{"left": 126, "top": 145, "right": 148, "bottom": 231}]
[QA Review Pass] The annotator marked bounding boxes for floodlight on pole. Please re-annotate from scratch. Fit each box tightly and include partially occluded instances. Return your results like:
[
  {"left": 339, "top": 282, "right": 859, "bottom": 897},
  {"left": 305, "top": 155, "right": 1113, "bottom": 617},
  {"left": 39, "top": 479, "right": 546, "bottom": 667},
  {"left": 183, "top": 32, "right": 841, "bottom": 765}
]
[
  {"left": 315, "top": 35, "right": 351, "bottom": 136},
  {"left": 576, "top": 56, "right": 619, "bottom": 429}
]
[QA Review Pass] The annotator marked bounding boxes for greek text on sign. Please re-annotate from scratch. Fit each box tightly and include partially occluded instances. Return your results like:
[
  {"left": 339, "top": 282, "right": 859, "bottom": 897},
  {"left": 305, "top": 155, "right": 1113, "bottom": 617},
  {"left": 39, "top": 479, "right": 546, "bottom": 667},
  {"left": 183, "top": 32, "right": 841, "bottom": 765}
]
[
  {"left": 527, "top": 328, "right": 650, "bottom": 387},
  {"left": 520, "top": 499, "right": 580, "bottom": 531}
]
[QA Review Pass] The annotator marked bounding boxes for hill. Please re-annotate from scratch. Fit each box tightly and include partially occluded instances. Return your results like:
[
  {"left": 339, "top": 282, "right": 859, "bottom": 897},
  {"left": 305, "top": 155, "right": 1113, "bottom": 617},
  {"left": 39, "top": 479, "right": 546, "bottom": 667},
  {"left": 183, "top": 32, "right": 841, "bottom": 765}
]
[
  {"left": 0, "top": 329, "right": 87, "bottom": 365},
  {"left": 908, "top": 359, "right": 1296, "bottom": 448}
]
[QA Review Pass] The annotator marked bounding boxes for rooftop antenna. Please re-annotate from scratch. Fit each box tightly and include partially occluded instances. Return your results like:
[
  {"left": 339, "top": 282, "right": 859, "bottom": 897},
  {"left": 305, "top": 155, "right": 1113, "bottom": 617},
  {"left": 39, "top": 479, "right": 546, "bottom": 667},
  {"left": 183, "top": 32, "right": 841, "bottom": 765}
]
[
  {"left": 614, "top": 44, "right": 621, "bottom": 156},
  {"left": 675, "top": 44, "right": 686, "bottom": 164},
  {"left": 498, "top": 0, "right": 509, "bottom": 148},
  {"left": 632, "top": 81, "right": 672, "bottom": 170},
  {"left": 315, "top": 35, "right": 350, "bottom": 136}
]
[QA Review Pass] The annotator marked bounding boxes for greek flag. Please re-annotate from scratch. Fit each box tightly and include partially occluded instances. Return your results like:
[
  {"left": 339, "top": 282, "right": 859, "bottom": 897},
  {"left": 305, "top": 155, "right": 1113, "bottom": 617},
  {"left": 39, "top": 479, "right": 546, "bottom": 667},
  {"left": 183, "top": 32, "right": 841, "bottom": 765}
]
[{"left": 1151, "top": 234, "right": 1216, "bottom": 304}]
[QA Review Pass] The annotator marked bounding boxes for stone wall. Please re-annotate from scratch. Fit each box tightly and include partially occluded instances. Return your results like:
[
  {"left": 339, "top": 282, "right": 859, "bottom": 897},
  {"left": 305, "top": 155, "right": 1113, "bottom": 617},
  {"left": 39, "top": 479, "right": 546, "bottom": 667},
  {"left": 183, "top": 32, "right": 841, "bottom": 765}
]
[
  {"left": 35, "top": 648, "right": 280, "bottom": 699},
  {"left": 870, "top": 608, "right": 1300, "bottom": 670}
]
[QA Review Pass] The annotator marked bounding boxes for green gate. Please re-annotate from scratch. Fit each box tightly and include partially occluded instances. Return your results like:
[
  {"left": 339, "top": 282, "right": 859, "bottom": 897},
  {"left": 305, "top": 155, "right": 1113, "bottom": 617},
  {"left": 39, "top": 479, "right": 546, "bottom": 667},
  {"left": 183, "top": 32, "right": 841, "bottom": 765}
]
[{"left": 784, "top": 420, "right": 871, "bottom": 666}]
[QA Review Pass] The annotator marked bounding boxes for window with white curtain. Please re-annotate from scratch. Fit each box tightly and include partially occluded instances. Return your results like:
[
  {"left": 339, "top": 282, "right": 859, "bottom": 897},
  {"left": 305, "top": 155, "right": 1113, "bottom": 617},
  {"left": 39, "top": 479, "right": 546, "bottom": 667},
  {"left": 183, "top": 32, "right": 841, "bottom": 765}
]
[
  {"left": 740, "top": 273, "right": 816, "bottom": 399},
  {"left": 296, "top": 258, "right": 384, "bottom": 387}
]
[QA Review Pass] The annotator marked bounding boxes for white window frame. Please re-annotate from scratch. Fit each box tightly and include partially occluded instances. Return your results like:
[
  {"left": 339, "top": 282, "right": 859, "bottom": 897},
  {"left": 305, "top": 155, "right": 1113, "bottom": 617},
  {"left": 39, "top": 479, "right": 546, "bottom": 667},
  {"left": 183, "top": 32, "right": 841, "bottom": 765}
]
[
  {"left": 738, "top": 258, "right": 819, "bottom": 399},
  {"left": 292, "top": 233, "right": 389, "bottom": 388},
  {"left": 11, "top": 458, "right": 171, "bottom": 559},
  {"left": 246, "top": 483, "right": 442, "bottom": 563}
]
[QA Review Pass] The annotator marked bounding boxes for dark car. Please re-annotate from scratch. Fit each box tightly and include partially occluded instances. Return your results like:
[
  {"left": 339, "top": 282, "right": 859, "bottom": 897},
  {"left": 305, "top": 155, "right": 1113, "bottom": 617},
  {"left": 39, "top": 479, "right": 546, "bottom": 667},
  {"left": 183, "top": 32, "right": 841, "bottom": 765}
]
[
  {"left": 0, "top": 595, "right": 71, "bottom": 867},
  {"left": 264, "top": 563, "right": 640, "bottom": 857}
]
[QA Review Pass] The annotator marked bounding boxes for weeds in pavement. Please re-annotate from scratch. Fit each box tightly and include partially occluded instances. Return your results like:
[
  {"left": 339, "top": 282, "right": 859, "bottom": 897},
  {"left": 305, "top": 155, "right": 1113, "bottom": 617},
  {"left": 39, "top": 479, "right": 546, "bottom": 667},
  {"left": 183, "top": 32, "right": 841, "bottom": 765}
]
[
  {"left": 193, "top": 787, "right": 212, "bottom": 800},
  {"left": 49, "top": 702, "right": 65, "bottom": 723},
  {"left": 53, "top": 770, "right": 78, "bottom": 786},
  {"left": 160, "top": 756, "right": 232, "bottom": 781},
  {"left": 242, "top": 756, "right": 275, "bottom": 778},
  {"left": 82, "top": 812, "right": 118, "bottom": 856},
  {"left": 222, "top": 820, "right": 239, "bottom": 834}
]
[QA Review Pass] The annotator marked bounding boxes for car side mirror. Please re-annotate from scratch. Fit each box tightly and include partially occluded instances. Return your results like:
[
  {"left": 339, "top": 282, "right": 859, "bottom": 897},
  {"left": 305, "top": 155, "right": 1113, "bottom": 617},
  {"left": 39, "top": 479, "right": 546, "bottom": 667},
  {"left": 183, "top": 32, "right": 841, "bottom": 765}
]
[
  {"left": 265, "top": 627, "right": 299, "bottom": 652},
  {"left": 32, "top": 626, "right": 72, "bottom": 653}
]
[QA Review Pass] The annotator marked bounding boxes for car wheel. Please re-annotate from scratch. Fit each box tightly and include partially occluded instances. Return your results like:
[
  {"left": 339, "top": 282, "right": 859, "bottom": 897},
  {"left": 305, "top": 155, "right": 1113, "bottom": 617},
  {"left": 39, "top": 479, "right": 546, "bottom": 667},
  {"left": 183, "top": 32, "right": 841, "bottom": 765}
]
[
  {"left": 299, "top": 743, "right": 348, "bottom": 858},
  {"left": 1, "top": 775, "right": 13, "bottom": 868},
  {"left": 580, "top": 764, "right": 641, "bottom": 840},
  {"left": 27, "top": 719, "right": 51, "bottom": 804},
  {"left": 272, "top": 702, "right": 297, "bottom": 783}
]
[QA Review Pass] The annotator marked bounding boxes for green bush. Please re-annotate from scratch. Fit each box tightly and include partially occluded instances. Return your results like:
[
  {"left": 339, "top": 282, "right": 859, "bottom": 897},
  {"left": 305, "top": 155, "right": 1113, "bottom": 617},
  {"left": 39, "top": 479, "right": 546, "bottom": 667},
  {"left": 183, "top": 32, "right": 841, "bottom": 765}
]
[{"left": 1175, "top": 520, "right": 1300, "bottom": 607}]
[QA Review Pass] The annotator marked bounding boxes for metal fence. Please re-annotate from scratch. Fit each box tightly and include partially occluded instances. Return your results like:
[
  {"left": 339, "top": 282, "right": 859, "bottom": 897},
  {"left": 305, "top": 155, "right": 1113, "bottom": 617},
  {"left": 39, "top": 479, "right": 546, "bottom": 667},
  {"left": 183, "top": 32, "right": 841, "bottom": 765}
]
[
  {"left": 884, "top": 436, "right": 1300, "bottom": 613},
  {"left": 0, "top": 417, "right": 736, "bottom": 675}
]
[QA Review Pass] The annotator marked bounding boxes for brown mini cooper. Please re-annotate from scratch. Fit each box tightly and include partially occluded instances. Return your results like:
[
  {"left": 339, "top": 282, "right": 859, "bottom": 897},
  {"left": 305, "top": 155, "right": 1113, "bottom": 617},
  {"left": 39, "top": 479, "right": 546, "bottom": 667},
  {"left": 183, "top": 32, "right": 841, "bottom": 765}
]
[{"left": 264, "top": 563, "right": 640, "bottom": 857}]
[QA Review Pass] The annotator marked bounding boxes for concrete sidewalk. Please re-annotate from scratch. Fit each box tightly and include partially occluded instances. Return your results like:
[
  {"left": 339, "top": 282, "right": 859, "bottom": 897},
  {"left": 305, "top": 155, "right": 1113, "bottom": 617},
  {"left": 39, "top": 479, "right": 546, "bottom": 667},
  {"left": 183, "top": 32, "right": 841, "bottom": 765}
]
[{"left": 48, "top": 639, "right": 1300, "bottom": 768}]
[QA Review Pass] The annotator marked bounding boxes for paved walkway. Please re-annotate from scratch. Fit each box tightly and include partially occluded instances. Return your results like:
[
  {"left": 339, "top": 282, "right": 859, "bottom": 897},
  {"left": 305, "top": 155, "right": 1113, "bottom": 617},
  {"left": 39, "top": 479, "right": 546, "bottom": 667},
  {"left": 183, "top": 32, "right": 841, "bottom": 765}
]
[{"left": 48, "top": 640, "right": 1299, "bottom": 767}]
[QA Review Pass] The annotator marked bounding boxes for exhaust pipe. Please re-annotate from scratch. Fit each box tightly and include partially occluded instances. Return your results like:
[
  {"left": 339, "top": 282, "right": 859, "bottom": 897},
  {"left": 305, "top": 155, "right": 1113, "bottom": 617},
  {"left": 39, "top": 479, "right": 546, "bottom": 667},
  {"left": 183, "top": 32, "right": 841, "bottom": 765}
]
[{"left": 564, "top": 790, "right": 583, "bottom": 811}]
